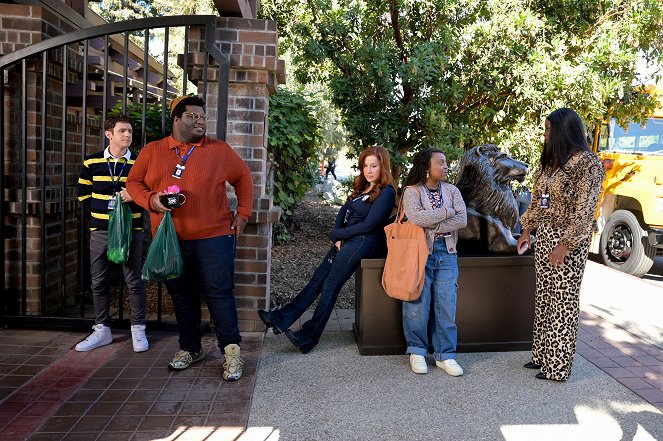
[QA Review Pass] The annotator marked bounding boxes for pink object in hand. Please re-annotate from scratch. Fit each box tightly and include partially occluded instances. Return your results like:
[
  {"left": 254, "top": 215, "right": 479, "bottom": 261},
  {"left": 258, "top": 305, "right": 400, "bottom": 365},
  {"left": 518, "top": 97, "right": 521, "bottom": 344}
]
[
  {"left": 518, "top": 240, "right": 529, "bottom": 255},
  {"left": 165, "top": 185, "right": 181, "bottom": 194}
]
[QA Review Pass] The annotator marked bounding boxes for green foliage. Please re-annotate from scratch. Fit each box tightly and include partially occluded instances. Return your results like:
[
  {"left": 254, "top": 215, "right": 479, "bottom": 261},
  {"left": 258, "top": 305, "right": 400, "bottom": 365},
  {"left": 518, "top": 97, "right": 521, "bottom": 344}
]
[
  {"left": 268, "top": 89, "right": 322, "bottom": 240},
  {"left": 108, "top": 100, "right": 172, "bottom": 152},
  {"left": 89, "top": 0, "right": 217, "bottom": 96},
  {"left": 89, "top": 0, "right": 216, "bottom": 23},
  {"left": 262, "top": 0, "right": 663, "bottom": 182}
]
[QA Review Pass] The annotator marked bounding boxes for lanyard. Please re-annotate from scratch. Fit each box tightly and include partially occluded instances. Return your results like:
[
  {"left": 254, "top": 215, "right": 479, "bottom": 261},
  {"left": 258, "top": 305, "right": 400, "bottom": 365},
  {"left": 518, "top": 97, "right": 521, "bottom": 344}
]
[
  {"left": 106, "top": 158, "right": 127, "bottom": 193},
  {"left": 175, "top": 145, "right": 196, "bottom": 165},
  {"left": 543, "top": 168, "right": 558, "bottom": 194}
]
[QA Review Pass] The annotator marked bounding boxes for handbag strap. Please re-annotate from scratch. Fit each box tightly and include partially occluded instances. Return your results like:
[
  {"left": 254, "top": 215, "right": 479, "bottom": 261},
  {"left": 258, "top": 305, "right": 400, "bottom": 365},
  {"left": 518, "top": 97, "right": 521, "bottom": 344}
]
[{"left": 395, "top": 185, "right": 421, "bottom": 223}]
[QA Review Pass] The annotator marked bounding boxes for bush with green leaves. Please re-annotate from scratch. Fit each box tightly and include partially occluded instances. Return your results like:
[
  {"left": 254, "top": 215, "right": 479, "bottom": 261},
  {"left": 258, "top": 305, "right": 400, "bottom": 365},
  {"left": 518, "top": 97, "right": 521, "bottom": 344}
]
[{"left": 268, "top": 89, "right": 322, "bottom": 240}]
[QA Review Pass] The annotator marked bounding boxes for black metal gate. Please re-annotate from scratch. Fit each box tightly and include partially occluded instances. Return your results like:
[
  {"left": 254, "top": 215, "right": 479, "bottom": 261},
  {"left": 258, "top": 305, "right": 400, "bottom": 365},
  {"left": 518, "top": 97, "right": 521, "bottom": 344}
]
[{"left": 0, "top": 15, "right": 229, "bottom": 330}]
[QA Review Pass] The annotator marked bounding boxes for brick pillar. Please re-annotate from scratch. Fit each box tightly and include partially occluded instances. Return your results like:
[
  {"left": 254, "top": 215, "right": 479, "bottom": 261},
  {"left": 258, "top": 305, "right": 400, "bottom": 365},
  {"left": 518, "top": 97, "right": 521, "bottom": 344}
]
[{"left": 186, "top": 17, "right": 284, "bottom": 332}]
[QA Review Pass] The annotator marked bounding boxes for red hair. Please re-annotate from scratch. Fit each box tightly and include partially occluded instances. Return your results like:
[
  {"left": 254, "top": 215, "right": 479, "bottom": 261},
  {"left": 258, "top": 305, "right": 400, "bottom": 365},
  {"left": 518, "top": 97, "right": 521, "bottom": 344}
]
[{"left": 349, "top": 145, "right": 396, "bottom": 202}]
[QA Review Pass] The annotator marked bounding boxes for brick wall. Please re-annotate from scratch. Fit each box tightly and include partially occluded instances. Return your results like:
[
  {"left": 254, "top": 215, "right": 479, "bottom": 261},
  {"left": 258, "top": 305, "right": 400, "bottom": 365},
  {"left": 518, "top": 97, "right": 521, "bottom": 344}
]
[
  {"left": 0, "top": 4, "right": 77, "bottom": 56},
  {"left": 2, "top": 7, "right": 284, "bottom": 331},
  {"left": 187, "top": 17, "right": 284, "bottom": 332}
]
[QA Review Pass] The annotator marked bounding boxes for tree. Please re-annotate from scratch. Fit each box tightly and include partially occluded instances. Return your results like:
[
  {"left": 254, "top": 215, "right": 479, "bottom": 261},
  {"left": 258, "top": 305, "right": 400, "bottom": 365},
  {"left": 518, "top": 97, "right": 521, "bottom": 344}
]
[
  {"left": 89, "top": 0, "right": 216, "bottom": 22},
  {"left": 261, "top": 0, "right": 663, "bottom": 179}
]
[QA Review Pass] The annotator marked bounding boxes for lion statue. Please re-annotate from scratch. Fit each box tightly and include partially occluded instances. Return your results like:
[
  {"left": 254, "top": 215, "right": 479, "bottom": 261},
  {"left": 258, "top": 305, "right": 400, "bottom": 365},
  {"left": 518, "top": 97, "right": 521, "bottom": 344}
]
[{"left": 455, "top": 144, "right": 529, "bottom": 254}]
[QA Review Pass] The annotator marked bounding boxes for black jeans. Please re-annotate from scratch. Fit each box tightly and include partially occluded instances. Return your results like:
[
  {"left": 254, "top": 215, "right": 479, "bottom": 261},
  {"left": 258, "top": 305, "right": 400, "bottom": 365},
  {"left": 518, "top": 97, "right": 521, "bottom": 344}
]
[{"left": 90, "top": 231, "right": 146, "bottom": 326}]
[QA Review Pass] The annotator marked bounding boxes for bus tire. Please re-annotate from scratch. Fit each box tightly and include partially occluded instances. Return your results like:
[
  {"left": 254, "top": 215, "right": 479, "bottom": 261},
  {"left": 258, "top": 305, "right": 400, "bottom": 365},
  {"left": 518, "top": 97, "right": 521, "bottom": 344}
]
[{"left": 600, "top": 209, "right": 656, "bottom": 277}]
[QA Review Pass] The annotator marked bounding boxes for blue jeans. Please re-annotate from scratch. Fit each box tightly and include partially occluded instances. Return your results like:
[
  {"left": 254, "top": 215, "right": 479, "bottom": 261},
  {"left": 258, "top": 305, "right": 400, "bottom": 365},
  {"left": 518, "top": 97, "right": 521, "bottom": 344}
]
[
  {"left": 164, "top": 234, "right": 240, "bottom": 353},
  {"left": 402, "top": 238, "right": 459, "bottom": 361},
  {"left": 271, "top": 235, "right": 379, "bottom": 352}
]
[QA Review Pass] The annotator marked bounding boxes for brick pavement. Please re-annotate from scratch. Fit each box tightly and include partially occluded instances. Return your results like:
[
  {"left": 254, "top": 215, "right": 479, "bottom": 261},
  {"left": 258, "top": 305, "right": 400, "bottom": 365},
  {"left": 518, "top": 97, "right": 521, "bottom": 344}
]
[
  {"left": 577, "top": 310, "right": 663, "bottom": 411},
  {"left": 0, "top": 329, "right": 262, "bottom": 441}
]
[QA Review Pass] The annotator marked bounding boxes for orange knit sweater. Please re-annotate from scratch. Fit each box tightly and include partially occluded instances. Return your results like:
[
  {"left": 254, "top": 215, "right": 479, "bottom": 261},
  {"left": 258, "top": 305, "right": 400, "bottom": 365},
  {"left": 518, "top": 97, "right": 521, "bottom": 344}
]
[{"left": 126, "top": 135, "right": 254, "bottom": 240}]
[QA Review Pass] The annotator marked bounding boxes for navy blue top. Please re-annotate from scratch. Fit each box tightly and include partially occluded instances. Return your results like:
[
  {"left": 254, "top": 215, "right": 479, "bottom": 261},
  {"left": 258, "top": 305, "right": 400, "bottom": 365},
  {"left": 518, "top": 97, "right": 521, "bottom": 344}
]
[{"left": 328, "top": 185, "right": 396, "bottom": 242}]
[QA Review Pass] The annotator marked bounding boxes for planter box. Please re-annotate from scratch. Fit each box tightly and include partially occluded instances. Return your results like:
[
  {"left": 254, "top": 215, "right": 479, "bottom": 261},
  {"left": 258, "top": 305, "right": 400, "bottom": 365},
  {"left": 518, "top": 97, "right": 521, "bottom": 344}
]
[{"left": 353, "top": 256, "right": 535, "bottom": 355}]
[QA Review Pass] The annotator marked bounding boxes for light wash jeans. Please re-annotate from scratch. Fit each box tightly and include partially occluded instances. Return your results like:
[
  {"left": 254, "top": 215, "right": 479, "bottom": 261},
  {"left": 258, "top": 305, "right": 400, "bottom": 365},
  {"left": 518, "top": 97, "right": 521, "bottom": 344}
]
[{"left": 402, "top": 238, "right": 459, "bottom": 361}]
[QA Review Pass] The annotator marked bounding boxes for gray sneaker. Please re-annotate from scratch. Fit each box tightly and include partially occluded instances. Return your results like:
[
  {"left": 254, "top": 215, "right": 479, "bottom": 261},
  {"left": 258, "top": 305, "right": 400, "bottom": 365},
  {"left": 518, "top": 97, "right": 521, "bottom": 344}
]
[
  {"left": 168, "top": 350, "right": 205, "bottom": 371},
  {"left": 223, "top": 344, "right": 243, "bottom": 381}
]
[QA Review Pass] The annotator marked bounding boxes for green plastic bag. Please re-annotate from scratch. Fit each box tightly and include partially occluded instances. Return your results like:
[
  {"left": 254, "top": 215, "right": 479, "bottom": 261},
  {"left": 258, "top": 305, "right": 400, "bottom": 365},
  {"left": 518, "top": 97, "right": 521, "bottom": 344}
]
[
  {"left": 107, "top": 193, "right": 132, "bottom": 264},
  {"left": 142, "top": 212, "right": 183, "bottom": 281}
]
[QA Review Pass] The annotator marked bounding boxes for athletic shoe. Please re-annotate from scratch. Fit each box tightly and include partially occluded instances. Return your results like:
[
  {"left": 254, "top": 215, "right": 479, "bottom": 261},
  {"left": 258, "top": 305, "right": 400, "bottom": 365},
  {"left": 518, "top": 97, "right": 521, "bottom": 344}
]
[
  {"left": 130, "top": 324, "right": 149, "bottom": 352},
  {"left": 409, "top": 354, "right": 428, "bottom": 374},
  {"left": 75, "top": 324, "right": 112, "bottom": 352},
  {"left": 223, "top": 344, "right": 243, "bottom": 381},
  {"left": 436, "top": 359, "right": 464, "bottom": 376},
  {"left": 168, "top": 350, "right": 205, "bottom": 371}
]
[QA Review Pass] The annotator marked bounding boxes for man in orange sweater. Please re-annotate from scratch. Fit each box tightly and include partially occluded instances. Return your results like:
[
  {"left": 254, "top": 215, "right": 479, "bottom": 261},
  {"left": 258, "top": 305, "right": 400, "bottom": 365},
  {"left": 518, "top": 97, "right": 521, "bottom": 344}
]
[{"left": 127, "top": 96, "right": 253, "bottom": 381}]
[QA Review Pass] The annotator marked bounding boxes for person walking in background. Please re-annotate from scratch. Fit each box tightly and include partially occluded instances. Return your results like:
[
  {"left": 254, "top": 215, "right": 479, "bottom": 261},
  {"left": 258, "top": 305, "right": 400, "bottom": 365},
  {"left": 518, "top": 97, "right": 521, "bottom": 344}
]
[
  {"left": 325, "top": 157, "right": 337, "bottom": 180},
  {"left": 126, "top": 96, "right": 254, "bottom": 381},
  {"left": 401, "top": 148, "right": 467, "bottom": 376},
  {"left": 258, "top": 146, "right": 396, "bottom": 354},
  {"left": 516, "top": 108, "right": 605, "bottom": 381},
  {"left": 76, "top": 115, "right": 148, "bottom": 353}
]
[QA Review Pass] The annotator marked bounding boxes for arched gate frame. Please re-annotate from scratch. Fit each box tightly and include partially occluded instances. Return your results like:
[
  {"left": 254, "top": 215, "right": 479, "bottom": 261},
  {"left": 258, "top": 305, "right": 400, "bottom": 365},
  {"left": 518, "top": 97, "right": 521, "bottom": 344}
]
[{"left": 0, "top": 15, "right": 229, "bottom": 330}]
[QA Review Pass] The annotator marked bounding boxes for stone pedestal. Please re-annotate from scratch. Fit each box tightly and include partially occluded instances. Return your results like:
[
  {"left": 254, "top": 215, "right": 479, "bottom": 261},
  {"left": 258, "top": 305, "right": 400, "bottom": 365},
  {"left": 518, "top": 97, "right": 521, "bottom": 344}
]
[{"left": 354, "top": 256, "right": 536, "bottom": 355}]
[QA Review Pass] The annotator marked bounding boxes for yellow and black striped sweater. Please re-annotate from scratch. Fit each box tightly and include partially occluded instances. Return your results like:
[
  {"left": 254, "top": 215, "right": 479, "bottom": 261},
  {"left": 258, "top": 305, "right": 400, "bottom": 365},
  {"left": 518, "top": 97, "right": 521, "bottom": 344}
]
[{"left": 77, "top": 150, "right": 144, "bottom": 231}]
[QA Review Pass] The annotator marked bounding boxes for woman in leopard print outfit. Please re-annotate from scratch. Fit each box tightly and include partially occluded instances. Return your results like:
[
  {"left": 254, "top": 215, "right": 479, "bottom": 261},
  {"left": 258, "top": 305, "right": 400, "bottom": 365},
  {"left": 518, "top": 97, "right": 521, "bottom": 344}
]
[{"left": 516, "top": 108, "right": 605, "bottom": 381}]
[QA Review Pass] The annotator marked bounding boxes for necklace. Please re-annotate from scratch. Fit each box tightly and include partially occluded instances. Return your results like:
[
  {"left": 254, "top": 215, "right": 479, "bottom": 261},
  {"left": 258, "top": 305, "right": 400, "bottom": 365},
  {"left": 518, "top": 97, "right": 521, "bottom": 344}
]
[{"left": 424, "top": 183, "right": 443, "bottom": 209}]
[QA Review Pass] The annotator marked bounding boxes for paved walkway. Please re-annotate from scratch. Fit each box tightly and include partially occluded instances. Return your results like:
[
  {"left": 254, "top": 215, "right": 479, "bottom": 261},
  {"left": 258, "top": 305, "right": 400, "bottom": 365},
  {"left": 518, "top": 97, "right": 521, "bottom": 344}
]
[{"left": 0, "top": 261, "right": 661, "bottom": 440}]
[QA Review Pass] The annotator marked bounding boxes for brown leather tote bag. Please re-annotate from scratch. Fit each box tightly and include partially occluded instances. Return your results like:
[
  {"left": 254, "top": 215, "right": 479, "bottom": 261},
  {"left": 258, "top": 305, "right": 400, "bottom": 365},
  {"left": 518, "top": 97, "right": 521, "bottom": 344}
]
[{"left": 381, "top": 186, "right": 429, "bottom": 301}]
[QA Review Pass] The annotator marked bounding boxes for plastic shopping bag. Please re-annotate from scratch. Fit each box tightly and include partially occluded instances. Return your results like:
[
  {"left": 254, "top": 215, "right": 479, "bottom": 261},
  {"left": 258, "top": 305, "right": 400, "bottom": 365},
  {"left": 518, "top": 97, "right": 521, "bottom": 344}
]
[
  {"left": 142, "top": 212, "right": 183, "bottom": 281},
  {"left": 107, "top": 193, "right": 132, "bottom": 264}
]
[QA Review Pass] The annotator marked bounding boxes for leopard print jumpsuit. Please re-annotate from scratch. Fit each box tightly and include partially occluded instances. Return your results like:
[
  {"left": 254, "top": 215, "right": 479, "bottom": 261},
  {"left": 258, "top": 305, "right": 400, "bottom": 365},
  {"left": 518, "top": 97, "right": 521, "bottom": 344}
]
[{"left": 520, "top": 150, "right": 605, "bottom": 381}]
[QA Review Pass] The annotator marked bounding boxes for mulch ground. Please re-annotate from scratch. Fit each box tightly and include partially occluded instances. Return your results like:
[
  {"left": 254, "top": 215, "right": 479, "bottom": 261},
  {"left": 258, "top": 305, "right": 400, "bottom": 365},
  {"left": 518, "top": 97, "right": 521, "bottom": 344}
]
[{"left": 269, "top": 190, "right": 354, "bottom": 309}]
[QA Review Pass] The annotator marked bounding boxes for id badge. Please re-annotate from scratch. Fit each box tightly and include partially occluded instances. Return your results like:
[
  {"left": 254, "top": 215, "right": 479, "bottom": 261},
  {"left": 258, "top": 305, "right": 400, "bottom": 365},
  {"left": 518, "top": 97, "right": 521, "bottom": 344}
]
[
  {"left": 107, "top": 194, "right": 116, "bottom": 210},
  {"left": 540, "top": 193, "right": 550, "bottom": 209},
  {"left": 172, "top": 164, "right": 185, "bottom": 179}
]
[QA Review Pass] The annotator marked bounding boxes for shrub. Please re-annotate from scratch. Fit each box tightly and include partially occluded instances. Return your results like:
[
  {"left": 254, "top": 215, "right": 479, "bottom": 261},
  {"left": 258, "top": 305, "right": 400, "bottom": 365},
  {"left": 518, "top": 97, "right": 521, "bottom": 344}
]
[{"left": 268, "top": 90, "right": 322, "bottom": 240}]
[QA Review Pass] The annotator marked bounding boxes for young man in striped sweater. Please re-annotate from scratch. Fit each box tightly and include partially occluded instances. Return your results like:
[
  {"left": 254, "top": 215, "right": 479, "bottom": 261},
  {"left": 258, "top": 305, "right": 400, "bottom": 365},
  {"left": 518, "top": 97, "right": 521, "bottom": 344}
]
[
  {"left": 76, "top": 114, "right": 148, "bottom": 353},
  {"left": 127, "top": 96, "right": 253, "bottom": 381}
]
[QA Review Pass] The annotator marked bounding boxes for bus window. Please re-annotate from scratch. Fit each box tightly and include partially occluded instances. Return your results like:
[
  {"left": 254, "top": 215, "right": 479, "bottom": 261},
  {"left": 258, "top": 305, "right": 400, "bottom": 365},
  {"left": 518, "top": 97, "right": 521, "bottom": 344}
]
[{"left": 606, "top": 118, "right": 663, "bottom": 154}]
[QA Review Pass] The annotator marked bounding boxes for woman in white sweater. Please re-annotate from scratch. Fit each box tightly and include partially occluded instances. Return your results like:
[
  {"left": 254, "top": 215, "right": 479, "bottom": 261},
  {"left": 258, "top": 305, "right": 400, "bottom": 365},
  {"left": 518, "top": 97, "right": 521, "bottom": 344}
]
[{"left": 401, "top": 148, "right": 467, "bottom": 376}]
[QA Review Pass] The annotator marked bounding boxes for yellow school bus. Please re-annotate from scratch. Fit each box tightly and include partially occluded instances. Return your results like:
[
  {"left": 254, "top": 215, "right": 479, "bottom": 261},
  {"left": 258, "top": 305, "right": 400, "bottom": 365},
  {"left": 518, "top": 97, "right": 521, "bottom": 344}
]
[{"left": 590, "top": 88, "right": 663, "bottom": 277}]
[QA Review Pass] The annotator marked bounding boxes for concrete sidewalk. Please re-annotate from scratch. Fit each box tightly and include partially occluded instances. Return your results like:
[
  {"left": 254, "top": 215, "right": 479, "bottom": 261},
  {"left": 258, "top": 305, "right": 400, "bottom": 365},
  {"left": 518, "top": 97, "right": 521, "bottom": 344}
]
[{"left": 249, "top": 332, "right": 662, "bottom": 441}]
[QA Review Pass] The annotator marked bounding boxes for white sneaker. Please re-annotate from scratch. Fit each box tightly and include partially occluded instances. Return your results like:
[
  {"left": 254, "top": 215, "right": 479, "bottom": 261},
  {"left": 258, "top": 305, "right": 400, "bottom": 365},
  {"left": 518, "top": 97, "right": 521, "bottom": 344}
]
[
  {"left": 409, "top": 354, "right": 428, "bottom": 374},
  {"left": 75, "top": 324, "right": 112, "bottom": 352},
  {"left": 223, "top": 344, "right": 243, "bottom": 381},
  {"left": 131, "top": 324, "right": 149, "bottom": 352},
  {"left": 436, "top": 359, "right": 464, "bottom": 376}
]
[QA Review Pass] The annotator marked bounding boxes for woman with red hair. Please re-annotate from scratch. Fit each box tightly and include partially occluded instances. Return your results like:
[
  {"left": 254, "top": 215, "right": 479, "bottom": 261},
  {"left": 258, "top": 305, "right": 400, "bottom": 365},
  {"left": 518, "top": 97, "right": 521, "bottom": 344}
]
[{"left": 258, "top": 146, "right": 396, "bottom": 353}]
